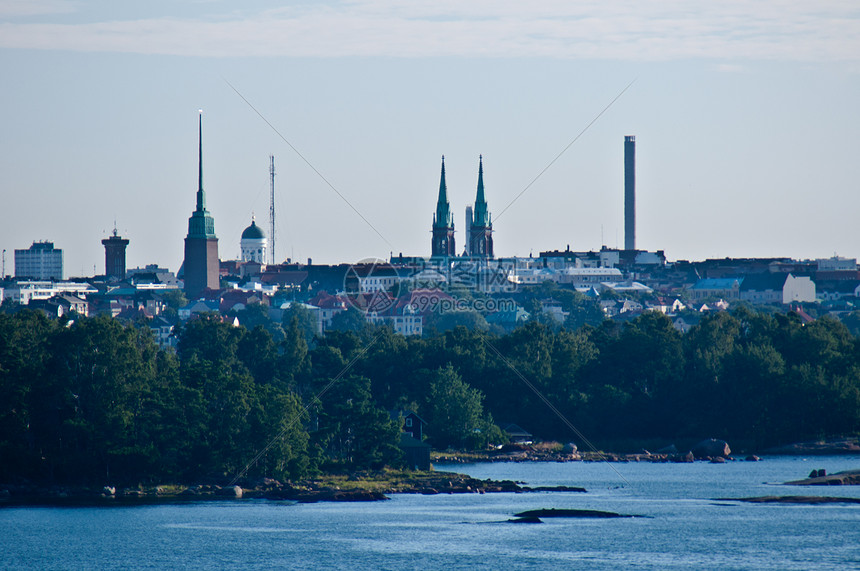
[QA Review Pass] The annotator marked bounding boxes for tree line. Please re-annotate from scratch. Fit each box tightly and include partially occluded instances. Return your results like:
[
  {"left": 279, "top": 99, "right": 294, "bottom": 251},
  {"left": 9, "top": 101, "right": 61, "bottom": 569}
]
[{"left": 1, "top": 304, "right": 859, "bottom": 486}]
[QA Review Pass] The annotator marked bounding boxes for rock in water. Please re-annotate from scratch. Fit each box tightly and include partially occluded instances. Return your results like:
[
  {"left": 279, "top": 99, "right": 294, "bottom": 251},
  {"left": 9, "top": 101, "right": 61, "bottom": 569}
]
[
  {"left": 514, "top": 508, "right": 632, "bottom": 519},
  {"left": 691, "top": 438, "right": 731, "bottom": 459},
  {"left": 507, "top": 516, "right": 543, "bottom": 524},
  {"left": 561, "top": 442, "right": 578, "bottom": 454},
  {"left": 216, "top": 485, "right": 243, "bottom": 498},
  {"left": 670, "top": 451, "right": 695, "bottom": 463}
]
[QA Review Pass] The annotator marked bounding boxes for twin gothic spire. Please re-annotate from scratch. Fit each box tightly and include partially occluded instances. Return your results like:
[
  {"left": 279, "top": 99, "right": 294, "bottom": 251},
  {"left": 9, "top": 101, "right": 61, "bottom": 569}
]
[{"left": 431, "top": 155, "right": 493, "bottom": 258}]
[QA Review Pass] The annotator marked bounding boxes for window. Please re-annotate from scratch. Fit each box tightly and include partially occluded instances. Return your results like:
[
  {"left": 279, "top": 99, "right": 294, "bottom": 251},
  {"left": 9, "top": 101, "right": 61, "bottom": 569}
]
[{"left": 405, "top": 418, "right": 413, "bottom": 427}]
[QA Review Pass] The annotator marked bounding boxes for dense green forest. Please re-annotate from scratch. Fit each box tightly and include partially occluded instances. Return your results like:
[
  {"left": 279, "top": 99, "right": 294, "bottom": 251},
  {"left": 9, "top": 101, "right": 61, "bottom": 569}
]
[{"left": 1, "top": 306, "right": 859, "bottom": 486}]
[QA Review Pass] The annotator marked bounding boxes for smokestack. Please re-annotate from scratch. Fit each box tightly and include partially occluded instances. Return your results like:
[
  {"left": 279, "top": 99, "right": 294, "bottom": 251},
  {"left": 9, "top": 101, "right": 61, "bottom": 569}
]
[{"left": 624, "top": 135, "right": 636, "bottom": 251}]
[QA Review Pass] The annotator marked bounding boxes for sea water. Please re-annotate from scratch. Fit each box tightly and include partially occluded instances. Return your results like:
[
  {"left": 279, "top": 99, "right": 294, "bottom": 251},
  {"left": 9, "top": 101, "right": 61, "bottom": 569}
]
[{"left": 2, "top": 456, "right": 859, "bottom": 570}]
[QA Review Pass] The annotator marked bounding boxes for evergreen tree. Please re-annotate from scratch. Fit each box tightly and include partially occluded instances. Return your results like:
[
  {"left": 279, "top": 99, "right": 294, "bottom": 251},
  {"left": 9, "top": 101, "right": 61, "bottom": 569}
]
[{"left": 426, "top": 365, "right": 501, "bottom": 449}]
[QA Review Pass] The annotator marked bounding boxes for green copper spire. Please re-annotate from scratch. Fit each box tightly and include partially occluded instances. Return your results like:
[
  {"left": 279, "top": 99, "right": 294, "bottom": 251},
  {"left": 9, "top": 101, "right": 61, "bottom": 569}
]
[
  {"left": 434, "top": 155, "right": 452, "bottom": 228},
  {"left": 468, "top": 155, "right": 493, "bottom": 258},
  {"left": 187, "top": 110, "right": 216, "bottom": 239},
  {"left": 473, "top": 155, "right": 489, "bottom": 227},
  {"left": 196, "top": 110, "right": 205, "bottom": 212}
]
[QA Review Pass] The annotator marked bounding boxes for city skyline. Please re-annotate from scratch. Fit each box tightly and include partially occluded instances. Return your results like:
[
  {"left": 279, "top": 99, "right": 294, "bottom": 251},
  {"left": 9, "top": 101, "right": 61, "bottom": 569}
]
[{"left": 1, "top": 1, "right": 859, "bottom": 275}]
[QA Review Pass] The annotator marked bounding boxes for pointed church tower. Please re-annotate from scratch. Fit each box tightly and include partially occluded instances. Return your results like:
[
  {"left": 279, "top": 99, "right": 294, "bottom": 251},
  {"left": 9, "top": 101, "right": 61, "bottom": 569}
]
[
  {"left": 431, "top": 156, "right": 456, "bottom": 258},
  {"left": 469, "top": 155, "right": 494, "bottom": 258},
  {"left": 183, "top": 111, "right": 220, "bottom": 298}
]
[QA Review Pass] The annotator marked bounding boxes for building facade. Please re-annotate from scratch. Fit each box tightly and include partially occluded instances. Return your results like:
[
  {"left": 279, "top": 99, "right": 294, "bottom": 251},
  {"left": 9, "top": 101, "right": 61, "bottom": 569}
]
[
  {"left": 2, "top": 281, "right": 96, "bottom": 305},
  {"left": 689, "top": 277, "right": 743, "bottom": 300},
  {"left": 15, "top": 241, "right": 63, "bottom": 280}
]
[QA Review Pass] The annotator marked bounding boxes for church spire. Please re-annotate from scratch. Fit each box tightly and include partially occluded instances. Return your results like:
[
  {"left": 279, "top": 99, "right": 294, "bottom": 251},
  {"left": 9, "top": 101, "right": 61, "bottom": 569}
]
[
  {"left": 187, "top": 110, "right": 216, "bottom": 240},
  {"left": 469, "top": 155, "right": 493, "bottom": 259},
  {"left": 196, "top": 110, "right": 205, "bottom": 212},
  {"left": 434, "top": 155, "right": 451, "bottom": 228},
  {"left": 184, "top": 110, "right": 219, "bottom": 299},
  {"left": 473, "top": 155, "right": 489, "bottom": 226},
  {"left": 431, "top": 155, "right": 455, "bottom": 257}
]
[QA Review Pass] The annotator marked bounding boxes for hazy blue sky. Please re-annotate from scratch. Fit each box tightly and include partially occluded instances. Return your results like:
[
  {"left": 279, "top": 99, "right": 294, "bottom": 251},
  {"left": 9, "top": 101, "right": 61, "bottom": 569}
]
[{"left": 1, "top": 1, "right": 859, "bottom": 276}]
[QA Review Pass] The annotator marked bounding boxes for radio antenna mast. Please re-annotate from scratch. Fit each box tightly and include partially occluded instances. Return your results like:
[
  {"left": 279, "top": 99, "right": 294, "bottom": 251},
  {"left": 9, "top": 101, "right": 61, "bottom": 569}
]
[{"left": 269, "top": 155, "right": 276, "bottom": 265}]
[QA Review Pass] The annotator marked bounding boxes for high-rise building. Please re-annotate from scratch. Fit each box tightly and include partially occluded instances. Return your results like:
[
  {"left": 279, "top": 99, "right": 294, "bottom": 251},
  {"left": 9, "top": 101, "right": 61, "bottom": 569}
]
[
  {"left": 464, "top": 206, "right": 473, "bottom": 256},
  {"left": 624, "top": 135, "right": 636, "bottom": 251},
  {"left": 183, "top": 112, "right": 220, "bottom": 299},
  {"left": 102, "top": 228, "right": 129, "bottom": 281},
  {"left": 431, "top": 156, "right": 456, "bottom": 258},
  {"left": 468, "top": 155, "right": 493, "bottom": 259},
  {"left": 15, "top": 241, "right": 63, "bottom": 280}
]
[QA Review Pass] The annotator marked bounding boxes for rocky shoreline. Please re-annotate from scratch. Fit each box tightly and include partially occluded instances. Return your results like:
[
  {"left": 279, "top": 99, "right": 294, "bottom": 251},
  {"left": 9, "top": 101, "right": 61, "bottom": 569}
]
[
  {"left": 763, "top": 438, "right": 860, "bottom": 456},
  {"left": 435, "top": 438, "right": 755, "bottom": 465},
  {"left": 436, "top": 436, "right": 860, "bottom": 465},
  {"left": 784, "top": 468, "right": 860, "bottom": 486},
  {"left": 435, "top": 451, "right": 756, "bottom": 464},
  {"left": 0, "top": 470, "right": 587, "bottom": 507},
  {"left": 5, "top": 439, "right": 857, "bottom": 506}
]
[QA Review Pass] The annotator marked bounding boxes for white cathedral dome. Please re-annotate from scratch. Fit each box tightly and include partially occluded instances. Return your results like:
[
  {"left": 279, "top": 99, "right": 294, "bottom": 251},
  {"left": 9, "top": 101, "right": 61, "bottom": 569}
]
[{"left": 240, "top": 217, "right": 267, "bottom": 264}]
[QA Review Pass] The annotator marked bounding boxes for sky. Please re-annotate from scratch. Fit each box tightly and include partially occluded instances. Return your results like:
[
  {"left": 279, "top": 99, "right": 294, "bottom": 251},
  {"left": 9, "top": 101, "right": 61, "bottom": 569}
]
[{"left": 1, "top": 1, "right": 859, "bottom": 277}]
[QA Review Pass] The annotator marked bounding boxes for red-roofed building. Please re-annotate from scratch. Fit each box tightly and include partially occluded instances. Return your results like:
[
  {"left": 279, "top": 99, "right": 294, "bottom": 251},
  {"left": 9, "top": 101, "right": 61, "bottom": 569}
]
[
  {"left": 219, "top": 290, "right": 269, "bottom": 313},
  {"left": 308, "top": 291, "right": 350, "bottom": 331},
  {"left": 365, "top": 293, "right": 424, "bottom": 336}
]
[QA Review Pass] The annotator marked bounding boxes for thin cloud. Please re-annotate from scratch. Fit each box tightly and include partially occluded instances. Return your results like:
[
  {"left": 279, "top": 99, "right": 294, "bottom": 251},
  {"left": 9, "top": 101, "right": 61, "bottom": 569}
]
[
  {"left": 0, "top": 0, "right": 76, "bottom": 17},
  {"left": 0, "top": 0, "right": 858, "bottom": 62},
  {"left": 714, "top": 63, "right": 748, "bottom": 73}
]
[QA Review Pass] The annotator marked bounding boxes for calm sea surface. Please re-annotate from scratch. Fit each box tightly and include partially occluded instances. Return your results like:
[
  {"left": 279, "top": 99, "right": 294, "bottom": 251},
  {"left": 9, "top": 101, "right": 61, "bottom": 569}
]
[{"left": 2, "top": 456, "right": 859, "bottom": 570}]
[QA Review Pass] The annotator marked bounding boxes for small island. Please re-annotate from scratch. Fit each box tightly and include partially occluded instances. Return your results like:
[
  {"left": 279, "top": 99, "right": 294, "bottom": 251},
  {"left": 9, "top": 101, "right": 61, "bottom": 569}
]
[
  {"left": 784, "top": 468, "right": 860, "bottom": 486},
  {"left": 0, "top": 469, "right": 588, "bottom": 507},
  {"left": 716, "top": 496, "right": 860, "bottom": 505},
  {"left": 2, "top": 304, "right": 860, "bottom": 507}
]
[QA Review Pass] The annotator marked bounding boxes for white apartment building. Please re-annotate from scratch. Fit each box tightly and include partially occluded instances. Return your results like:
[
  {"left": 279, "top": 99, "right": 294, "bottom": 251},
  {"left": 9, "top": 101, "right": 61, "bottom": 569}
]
[
  {"left": 3, "top": 281, "right": 97, "bottom": 304},
  {"left": 15, "top": 241, "right": 63, "bottom": 280}
]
